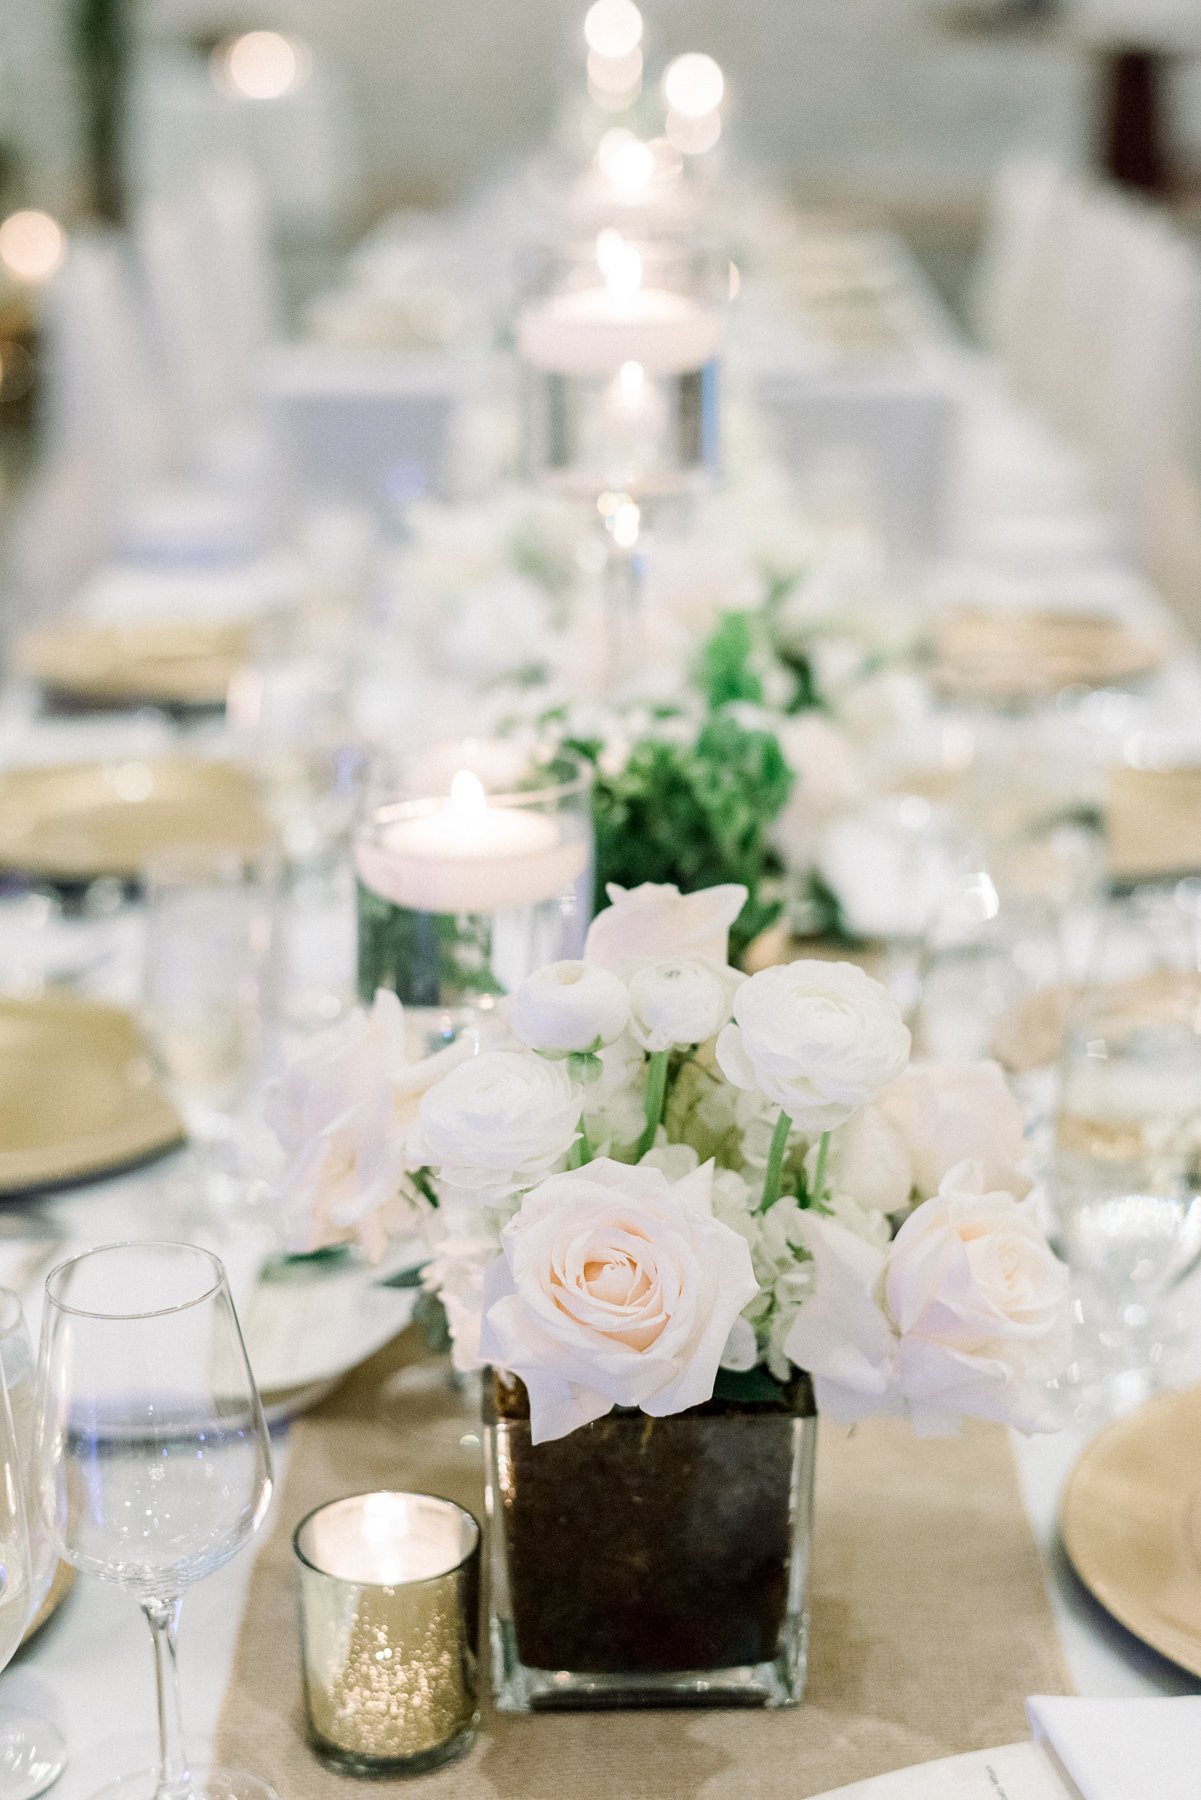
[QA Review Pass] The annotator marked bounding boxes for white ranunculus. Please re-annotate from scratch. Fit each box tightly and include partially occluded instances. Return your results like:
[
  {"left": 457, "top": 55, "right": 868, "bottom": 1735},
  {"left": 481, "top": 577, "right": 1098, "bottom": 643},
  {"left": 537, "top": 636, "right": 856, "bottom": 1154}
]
[
  {"left": 716, "top": 960, "right": 911, "bottom": 1132},
  {"left": 409, "top": 1050, "right": 581, "bottom": 1197},
  {"left": 478, "top": 1158, "right": 759, "bottom": 1442},
  {"left": 266, "top": 990, "right": 472, "bottom": 1258},
  {"left": 509, "top": 960, "right": 631, "bottom": 1056},
  {"left": 885, "top": 1163, "right": 1071, "bottom": 1433},
  {"left": 877, "top": 1060, "right": 1026, "bottom": 1200},
  {"left": 785, "top": 1159, "right": 1070, "bottom": 1433},
  {"left": 627, "top": 956, "right": 740, "bottom": 1053},
  {"left": 585, "top": 882, "right": 748, "bottom": 981},
  {"left": 817, "top": 801, "right": 964, "bottom": 943}
]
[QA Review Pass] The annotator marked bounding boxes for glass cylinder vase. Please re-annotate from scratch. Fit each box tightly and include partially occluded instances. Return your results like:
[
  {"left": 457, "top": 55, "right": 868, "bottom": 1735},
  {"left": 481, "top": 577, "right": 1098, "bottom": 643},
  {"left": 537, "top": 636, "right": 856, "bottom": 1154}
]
[
  {"left": 483, "top": 1370, "right": 817, "bottom": 1711},
  {"left": 516, "top": 229, "right": 726, "bottom": 502},
  {"left": 354, "top": 742, "right": 594, "bottom": 1049}
]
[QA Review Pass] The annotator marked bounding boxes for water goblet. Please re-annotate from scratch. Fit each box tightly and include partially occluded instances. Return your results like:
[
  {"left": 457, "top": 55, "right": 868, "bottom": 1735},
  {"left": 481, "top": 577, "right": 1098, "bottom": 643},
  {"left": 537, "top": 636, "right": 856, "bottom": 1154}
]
[
  {"left": 34, "top": 1242, "right": 276, "bottom": 1800},
  {"left": 1052, "top": 981, "right": 1201, "bottom": 1416}
]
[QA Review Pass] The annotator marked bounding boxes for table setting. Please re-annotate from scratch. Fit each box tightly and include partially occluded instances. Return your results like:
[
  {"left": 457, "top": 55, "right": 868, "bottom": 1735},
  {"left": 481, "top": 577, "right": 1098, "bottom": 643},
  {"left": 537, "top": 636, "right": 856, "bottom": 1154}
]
[{"left": 4, "top": 3, "right": 1201, "bottom": 1796}]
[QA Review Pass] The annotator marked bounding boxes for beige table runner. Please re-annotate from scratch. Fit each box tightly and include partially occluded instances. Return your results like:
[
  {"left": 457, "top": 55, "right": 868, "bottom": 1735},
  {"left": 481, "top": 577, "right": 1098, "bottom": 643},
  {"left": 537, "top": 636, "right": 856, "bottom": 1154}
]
[{"left": 216, "top": 1331, "right": 1071, "bottom": 1799}]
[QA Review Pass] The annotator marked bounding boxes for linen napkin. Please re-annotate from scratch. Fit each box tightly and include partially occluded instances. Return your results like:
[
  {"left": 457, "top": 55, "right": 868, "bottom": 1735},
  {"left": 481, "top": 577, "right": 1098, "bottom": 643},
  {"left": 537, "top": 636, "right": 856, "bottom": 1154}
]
[{"left": 1028, "top": 1695, "right": 1201, "bottom": 1800}]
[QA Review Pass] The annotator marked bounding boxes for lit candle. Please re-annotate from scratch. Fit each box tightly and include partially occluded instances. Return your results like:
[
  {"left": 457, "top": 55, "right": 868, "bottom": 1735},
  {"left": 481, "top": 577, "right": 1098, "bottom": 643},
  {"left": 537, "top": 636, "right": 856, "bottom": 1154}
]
[
  {"left": 355, "top": 770, "right": 588, "bottom": 915},
  {"left": 294, "top": 1492, "right": 480, "bottom": 1773},
  {"left": 517, "top": 229, "right": 723, "bottom": 377}
]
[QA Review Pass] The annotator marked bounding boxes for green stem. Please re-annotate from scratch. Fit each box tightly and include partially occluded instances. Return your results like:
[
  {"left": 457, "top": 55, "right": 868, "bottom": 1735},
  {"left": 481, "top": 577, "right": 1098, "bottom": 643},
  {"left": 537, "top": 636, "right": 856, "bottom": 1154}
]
[
  {"left": 810, "top": 1130, "right": 831, "bottom": 1207},
  {"left": 635, "top": 1051, "right": 670, "bottom": 1159},
  {"left": 760, "top": 1110, "right": 793, "bottom": 1213},
  {"left": 569, "top": 1118, "right": 593, "bottom": 1169}
]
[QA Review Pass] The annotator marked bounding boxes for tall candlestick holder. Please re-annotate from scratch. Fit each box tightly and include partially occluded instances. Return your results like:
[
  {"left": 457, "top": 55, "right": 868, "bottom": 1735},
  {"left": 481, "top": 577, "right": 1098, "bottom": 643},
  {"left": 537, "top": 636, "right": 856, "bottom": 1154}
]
[{"left": 516, "top": 228, "right": 726, "bottom": 689}]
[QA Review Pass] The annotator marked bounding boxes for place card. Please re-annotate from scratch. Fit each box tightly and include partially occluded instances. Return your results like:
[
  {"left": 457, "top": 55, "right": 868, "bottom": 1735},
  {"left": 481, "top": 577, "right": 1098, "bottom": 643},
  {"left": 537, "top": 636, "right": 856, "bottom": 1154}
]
[{"left": 815, "top": 1741, "right": 1075, "bottom": 1799}]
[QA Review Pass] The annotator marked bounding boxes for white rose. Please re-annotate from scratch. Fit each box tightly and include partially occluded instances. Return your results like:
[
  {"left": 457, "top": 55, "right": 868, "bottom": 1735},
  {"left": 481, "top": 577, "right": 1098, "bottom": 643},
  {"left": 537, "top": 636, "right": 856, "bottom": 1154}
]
[
  {"left": 885, "top": 1165, "right": 1071, "bottom": 1433},
  {"left": 478, "top": 1158, "right": 759, "bottom": 1442},
  {"left": 509, "top": 961, "right": 630, "bottom": 1056},
  {"left": 817, "top": 801, "right": 963, "bottom": 943},
  {"left": 822, "top": 1101, "right": 912, "bottom": 1214},
  {"left": 628, "top": 957, "right": 740, "bottom": 1053},
  {"left": 785, "top": 1161, "right": 1070, "bottom": 1433},
  {"left": 878, "top": 1061, "right": 1025, "bottom": 1200},
  {"left": 584, "top": 881, "right": 748, "bottom": 981},
  {"left": 409, "top": 1050, "right": 581, "bottom": 1197},
  {"left": 716, "top": 960, "right": 911, "bottom": 1132},
  {"left": 266, "top": 990, "right": 472, "bottom": 1257}
]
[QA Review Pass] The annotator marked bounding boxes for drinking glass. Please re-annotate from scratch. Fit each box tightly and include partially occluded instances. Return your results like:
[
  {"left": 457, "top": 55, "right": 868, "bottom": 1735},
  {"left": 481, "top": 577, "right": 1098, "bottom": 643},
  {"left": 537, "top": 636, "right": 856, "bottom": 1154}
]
[
  {"left": 0, "top": 1332, "right": 34, "bottom": 1787},
  {"left": 0, "top": 1289, "right": 66, "bottom": 1799},
  {"left": 1053, "top": 981, "right": 1201, "bottom": 1415},
  {"left": 142, "top": 849, "right": 270, "bottom": 1133},
  {"left": 34, "top": 1243, "right": 276, "bottom": 1800}
]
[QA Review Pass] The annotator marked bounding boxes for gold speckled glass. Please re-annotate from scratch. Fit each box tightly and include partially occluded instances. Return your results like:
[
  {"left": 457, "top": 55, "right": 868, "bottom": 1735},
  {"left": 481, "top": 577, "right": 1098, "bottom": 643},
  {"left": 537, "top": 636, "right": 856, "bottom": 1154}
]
[{"left": 293, "top": 1491, "right": 480, "bottom": 1776}]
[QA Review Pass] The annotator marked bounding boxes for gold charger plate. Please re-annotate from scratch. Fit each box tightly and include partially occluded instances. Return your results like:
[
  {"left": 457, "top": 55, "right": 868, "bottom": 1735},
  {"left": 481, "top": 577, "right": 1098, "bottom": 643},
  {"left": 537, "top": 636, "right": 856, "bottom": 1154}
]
[
  {"left": 1060, "top": 1383, "right": 1201, "bottom": 1677},
  {"left": 18, "top": 622, "right": 249, "bottom": 709},
  {"left": 1108, "top": 765, "right": 1201, "bottom": 885},
  {"left": 22, "top": 1561, "right": 74, "bottom": 1646},
  {"left": 935, "top": 606, "right": 1162, "bottom": 702},
  {"left": 0, "top": 992, "right": 184, "bottom": 1194},
  {"left": 0, "top": 758, "right": 266, "bottom": 882}
]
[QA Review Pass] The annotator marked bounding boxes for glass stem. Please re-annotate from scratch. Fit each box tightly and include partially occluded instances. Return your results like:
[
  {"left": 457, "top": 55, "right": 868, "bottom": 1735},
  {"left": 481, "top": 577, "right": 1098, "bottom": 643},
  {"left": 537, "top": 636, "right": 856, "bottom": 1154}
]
[{"left": 143, "top": 1597, "right": 192, "bottom": 1800}]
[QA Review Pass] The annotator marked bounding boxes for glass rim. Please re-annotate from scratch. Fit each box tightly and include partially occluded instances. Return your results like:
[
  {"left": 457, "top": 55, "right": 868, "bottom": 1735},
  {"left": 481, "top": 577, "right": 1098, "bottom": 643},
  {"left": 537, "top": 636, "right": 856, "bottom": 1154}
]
[
  {"left": 44, "top": 1241, "right": 227, "bottom": 1322},
  {"left": 364, "top": 747, "right": 594, "bottom": 817},
  {"left": 292, "top": 1490, "right": 481, "bottom": 1589}
]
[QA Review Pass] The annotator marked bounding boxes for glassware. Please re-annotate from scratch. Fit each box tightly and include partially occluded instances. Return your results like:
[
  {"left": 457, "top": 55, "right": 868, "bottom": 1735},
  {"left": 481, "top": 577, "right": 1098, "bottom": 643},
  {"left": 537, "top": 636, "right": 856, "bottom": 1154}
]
[
  {"left": 34, "top": 1243, "right": 276, "bottom": 1800},
  {"left": 355, "top": 741, "right": 594, "bottom": 1051},
  {"left": 142, "top": 848, "right": 271, "bottom": 1222},
  {"left": 294, "top": 1492, "right": 480, "bottom": 1775},
  {"left": 516, "top": 229, "right": 727, "bottom": 502},
  {"left": 0, "top": 1321, "right": 35, "bottom": 1787},
  {"left": 0, "top": 1289, "right": 67, "bottom": 1799},
  {"left": 484, "top": 1372, "right": 816, "bottom": 1710},
  {"left": 1053, "top": 981, "right": 1201, "bottom": 1416}
]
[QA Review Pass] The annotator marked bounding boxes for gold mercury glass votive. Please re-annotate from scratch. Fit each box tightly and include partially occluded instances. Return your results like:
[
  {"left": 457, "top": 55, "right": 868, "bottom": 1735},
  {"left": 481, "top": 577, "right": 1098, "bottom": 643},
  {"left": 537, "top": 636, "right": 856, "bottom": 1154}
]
[{"left": 293, "top": 1491, "right": 481, "bottom": 1776}]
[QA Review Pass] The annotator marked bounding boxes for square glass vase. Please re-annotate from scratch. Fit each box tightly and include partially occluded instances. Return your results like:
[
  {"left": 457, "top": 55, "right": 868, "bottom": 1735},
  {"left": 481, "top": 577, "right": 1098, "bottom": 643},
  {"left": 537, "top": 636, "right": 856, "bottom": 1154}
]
[{"left": 483, "top": 1370, "right": 817, "bottom": 1712}]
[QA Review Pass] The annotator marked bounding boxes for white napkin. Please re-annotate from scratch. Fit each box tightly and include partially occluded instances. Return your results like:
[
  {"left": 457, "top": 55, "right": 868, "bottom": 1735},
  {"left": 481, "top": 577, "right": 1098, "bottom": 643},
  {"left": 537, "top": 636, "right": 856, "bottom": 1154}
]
[{"left": 1028, "top": 1695, "right": 1201, "bottom": 1800}]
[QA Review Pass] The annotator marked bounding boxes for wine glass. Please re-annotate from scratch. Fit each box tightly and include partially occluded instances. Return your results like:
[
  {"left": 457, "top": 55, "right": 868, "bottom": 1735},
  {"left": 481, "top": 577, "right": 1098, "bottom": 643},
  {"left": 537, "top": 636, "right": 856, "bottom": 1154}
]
[
  {"left": 141, "top": 849, "right": 271, "bottom": 1225},
  {"left": 1053, "top": 980, "right": 1201, "bottom": 1417},
  {"left": 34, "top": 1243, "right": 276, "bottom": 1800},
  {"left": 0, "top": 1338, "right": 33, "bottom": 1775},
  {"left": 0, "top": 1288, "right": 67, "bottom": 1799}
]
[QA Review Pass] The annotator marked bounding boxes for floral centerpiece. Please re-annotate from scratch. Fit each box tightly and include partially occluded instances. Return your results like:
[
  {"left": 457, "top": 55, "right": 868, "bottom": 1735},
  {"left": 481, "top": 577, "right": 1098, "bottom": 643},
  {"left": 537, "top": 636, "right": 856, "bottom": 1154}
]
[{"left": 267, "top": 882, "right": 1070, "bottom": 1710}]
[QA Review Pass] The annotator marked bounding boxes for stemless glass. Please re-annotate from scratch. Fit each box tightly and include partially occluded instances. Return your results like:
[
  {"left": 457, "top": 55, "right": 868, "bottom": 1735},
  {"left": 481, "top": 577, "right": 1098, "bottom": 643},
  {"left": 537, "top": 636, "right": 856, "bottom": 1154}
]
[
  {"left": 34, "top": 1244, "right": 276, "bottom": 1800},
  {"left": 0, "top": 1289, "right": 66, "bottom": 1800}
]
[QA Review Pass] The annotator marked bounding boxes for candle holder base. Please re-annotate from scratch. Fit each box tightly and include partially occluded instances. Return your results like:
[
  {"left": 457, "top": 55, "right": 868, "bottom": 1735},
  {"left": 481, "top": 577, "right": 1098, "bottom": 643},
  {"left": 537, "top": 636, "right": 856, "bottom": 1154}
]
[{"left": 308, "top": 1721, "right": 478, "bottom": 1779}]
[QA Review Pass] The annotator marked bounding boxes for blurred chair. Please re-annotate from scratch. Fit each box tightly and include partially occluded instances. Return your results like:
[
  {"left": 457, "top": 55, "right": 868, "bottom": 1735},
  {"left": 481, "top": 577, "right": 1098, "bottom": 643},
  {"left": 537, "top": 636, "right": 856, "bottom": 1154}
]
[{"left": 39, "top": 232, "right": 265, "bottom": 567}]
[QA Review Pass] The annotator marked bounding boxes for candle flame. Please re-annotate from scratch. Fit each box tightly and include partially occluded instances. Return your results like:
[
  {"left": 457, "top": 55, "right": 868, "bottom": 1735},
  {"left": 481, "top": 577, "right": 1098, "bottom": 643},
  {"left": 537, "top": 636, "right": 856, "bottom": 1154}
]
[
  {"left": 612, "top": 498, "right": 641, "bottom": 549},
  {"left": 598, "top": 128, "right": 654, "bottom": 195},
  {"left": 450, "top": 769, "right": 488, "bottom": 820},
  {"left": 596, "top": 228, "right": 642, "bottom": 304}
]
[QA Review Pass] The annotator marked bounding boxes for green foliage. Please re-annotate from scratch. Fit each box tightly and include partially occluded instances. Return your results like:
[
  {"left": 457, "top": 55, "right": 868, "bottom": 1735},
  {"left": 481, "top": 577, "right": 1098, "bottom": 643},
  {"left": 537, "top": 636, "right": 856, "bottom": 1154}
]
[
  {"left": 697, "top": 612, "right": 765, "bottom": 711},
  {"left": 566, "top": 711, "right": 793, "bottom": 961}
]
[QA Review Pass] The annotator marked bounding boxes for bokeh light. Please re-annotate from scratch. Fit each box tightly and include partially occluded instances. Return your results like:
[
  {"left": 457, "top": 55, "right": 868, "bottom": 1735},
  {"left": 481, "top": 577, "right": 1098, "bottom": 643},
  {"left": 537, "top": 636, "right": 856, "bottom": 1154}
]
[
  {"left": 663, "top": 53, "right": 725, "bottom": 119},
  {"left": 597, "top": 129, "right": 655, "bottom": 195},
  {"left": 584, "top": 0, "right": 643, "bottom": 60},
  {"left": 587, "top": 46, "right": 643, "bottom": 102},
  {"left": 666, "top": 108, "right": 723, "bottom": 156},
  {"left": 0, "top": 210, "right": 66, "bottom": 283},
  {"left": 215, "top": 31, "right": 312, "bottom": 101}
]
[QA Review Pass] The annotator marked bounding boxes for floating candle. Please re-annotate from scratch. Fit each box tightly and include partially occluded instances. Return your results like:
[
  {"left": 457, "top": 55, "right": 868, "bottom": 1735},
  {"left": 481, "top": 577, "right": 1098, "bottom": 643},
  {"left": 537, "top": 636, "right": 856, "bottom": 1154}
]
[{"left": 354, "top": 769, "right": 589, "bottom": 916}]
